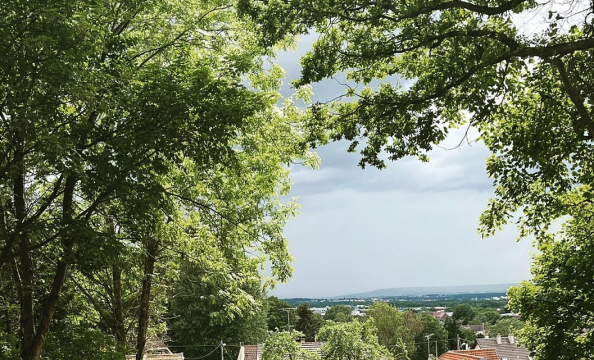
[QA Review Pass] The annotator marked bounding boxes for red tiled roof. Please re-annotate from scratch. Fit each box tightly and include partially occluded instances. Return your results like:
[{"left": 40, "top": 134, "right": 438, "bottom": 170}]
[
  {"left": 452, "top": 349, "right": 498, "bottom": 360},
  {"left": 243, "top": 345, "right": 261, "bottom": 360},
  {"left": 439, "top": 352, "right": 483, "bottom": 360},
  {"left": 241, "top": 342, "right": 322, "bottom": 360},
  {"left": 440, "top": 349, "right": 498, "bottom": 360}
]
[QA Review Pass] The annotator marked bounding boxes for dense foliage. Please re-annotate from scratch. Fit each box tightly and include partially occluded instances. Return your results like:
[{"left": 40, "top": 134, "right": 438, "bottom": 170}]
[
  {"left": 266, "top": 297, "right": 297, "bottom": 332},
  {"left": 318, "top": 320, "right": 390, "bottom": 360},
  {"left": 238, "top": 0, "right": 594, "bottom": 358},
  {"left": 0, "top": 0, "right": 317, "bottom": 359},
  {"left": 3, "top": 0, "right": 593, "bottom": 358},
  {"left": 295, "top": 304, "right": 324, "bottom": 341}
]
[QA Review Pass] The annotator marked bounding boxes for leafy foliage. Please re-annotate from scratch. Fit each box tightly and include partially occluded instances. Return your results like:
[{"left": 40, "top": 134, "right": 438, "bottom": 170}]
[
  {"left": 262, "top": 331, "right": 321, "bottom": 360},
  {"left": 485, "top": 318, "right": 524, "bottom": 337},
  {"left": 317, "top": 320, "right": 390, "bottom": 360},
  {"left": 324, "top": 306, "right": 353, "bottom": 323},
  {"left": 414, "top": 315, "right": 448, "bottom": 360},
  {"left": 0, "top": 0, "right": 316, "bottom": 358},
  {"left": 453, "top": 304, "right": 476, "bottom": 325},
  {"left": 508, "top": 207, "right": 594, "bottom": 360},
  {"left": 238, "top": 1, "right": 594, "bottom": 358},
  {"left": 267, "top": 297, "right": 297, "bottom": 332},
  {"left": 368, "top": 303, "right": 421, "bottom": 358},
  {"left": 295, "top": 304, "right": 324, "bottom": 341}
]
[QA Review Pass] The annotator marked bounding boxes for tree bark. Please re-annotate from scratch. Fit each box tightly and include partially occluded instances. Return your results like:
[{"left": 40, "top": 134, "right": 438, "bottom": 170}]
[
  {"left": 0, "top": 269, "right": 13, "bottom": 334},
  {"left": 113, "top": 263, "right": 126, "bottom": 347},
  {"left": 136, "top": 238, "right": 159, "bottom": 360},
  {"left": 13, "top": 138, "right": 35, "bottom": 355},
  {"left": 21, "top": 176, "right": 76, "bottom": 360}
]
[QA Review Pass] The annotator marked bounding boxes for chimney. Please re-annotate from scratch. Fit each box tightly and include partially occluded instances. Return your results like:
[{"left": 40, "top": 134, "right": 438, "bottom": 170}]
[
  {"left": 509, "top": 335, "right": 515, "bottom": 344},
  {"left": 496, "top": 334, "right": 502, "bottom": 344}
]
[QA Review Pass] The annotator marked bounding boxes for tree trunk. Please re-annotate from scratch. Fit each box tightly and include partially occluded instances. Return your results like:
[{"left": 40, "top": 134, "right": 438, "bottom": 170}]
[
  {"left": 136, "top": 238, "right": 158, "bottom": 360},
  {"left": 21, "top": 176, "right": 76, "bottom": 360},
  {"left": 0, "top": 201, "right": 13, "bottom": 334},
  {"left": 113, "top": 263, "right": 126, "bottom": 347},
  {"left": 13, "top": 139, "right": 35, "bottom": 355},
  {"left": 0, "top": 269, "right": 13, "bottom": 334}
]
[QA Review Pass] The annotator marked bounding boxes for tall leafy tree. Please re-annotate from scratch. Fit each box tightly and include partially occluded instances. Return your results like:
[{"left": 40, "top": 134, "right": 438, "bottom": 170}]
[
  {"left": 507, "top": 207, "right": 594, "bottom": 359},
  {"left": 414, "top": 315, "right": 448, "bottom": 360},
  {"left": 295, "top": 304, "right": 324, "bottom": 341},
  {"left": 453, "top": 304, "right": 476, "bottom": 325},
  {"left": 262, "top": 331, "right": 321, "bottom": 360},
  {"left": 267, "top": 297, "right": 297, "bottom": 332},
  {"left": 0, "top": 1, "right": 316, "bottom": 359},
  {"left": 168, "top": 261, "right": 268, "bottom": 360},
  {"left": 238, "top": 1, "right": 594, "bottom": 358},
  {"left": 317, "top": 320, "right": 390, "bottom": 360},
  {"left": 368, "top": 303, "right": 421, "bottom": 359}
]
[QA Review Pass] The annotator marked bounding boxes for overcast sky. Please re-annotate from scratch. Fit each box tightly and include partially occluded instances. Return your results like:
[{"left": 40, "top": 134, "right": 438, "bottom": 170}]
[{"left": 269, "top": 33, "right": 534, "bottom": 299}]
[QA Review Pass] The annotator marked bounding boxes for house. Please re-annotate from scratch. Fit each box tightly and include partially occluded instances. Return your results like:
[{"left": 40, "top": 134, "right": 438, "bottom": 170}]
[
  {"left": 237, "top": 341, "right": 323, "bottom": 360},
  {"left": 461, "top": 324, "right": 486, "bottom": 336},
  {"left": 473, "top": 335, "right": 531, "bottom": 360},
  {"left": 428, "top": 310, "right": 451, "bottom": 324},
  {"left": 439, "top": 349, "right": 498, "bottom": 360},
  {"left": 126, "top": 335, "right": 184, "bottom": 360},
  {"left": 311, "top": 307, "right": 329, "bottom": 316},
  {"left": 500, "top": 313, "right": 521, "bottom": 320}
]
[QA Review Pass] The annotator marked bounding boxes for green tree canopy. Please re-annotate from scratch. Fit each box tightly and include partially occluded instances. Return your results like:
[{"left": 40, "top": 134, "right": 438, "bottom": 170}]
[
  {"left": 471, "top": 309, "right": 500, "bottom": 325},
  {"left": 262, "top": 331, "right": 321, "bottom": 360},
  {"left": 237, "top": 1, "right": 594, "bottom": 358},
  {"left": 324, "top": 306, "right": 353, "bottom": 323},
  {"left": 485, "top": 317, "right": 524, "bottom": 337},
  {"left": 168, "top": 261, "right": 268, "bottom": 360},
  {"left": 295, "top": 304, "right": 324, "bottom": 341},
  {"left": 444, "top": 318, "right": 475, "bottom": 350},
  {"left": 453, "top": 304, "right": 476, "bottom": 325},
  {"left": 368, "top": 303, "right": 421, "bottom": 359},
  {"left": 318, "top": 320, "right": 390, "bottom": 360},
  {"left": 414, "top": 315, "right": 448, "bottom": 360},
  {"left": 506, "top": 201, "right": 594, "bottom": 359},
  {"left": 0, "top": 1, "right": 316, "bottom": 359},
  {"left": 267, "top": 297, "right": 297, "bottom": 332}
]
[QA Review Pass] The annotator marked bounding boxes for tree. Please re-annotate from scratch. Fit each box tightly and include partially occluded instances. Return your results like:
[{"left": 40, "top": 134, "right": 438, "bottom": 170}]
[
  {"left": 504, "top": 195, "right": 594, "bottom": 359},
  {"left": 458, "top": 328, "right": 477, "bottom": 345},
  {"left": 267, "top": 297, "right": 297, "bottom": 332},
  {"left": 324, "top": 306, "right": 353, "bottom": 323},
  {"left": 238, "top": 1, "right": 594, "bottom": 358},
  {"left": 262, "top": 331, "right": 321, "bottom": 360},
  {"left": 444, "top": 318, "right": 475, "bottom": 350},
  {"left": 368, "top": 303, "right": 421, "bottom": 359},
  {"left": 169, "top": 261, "right": 268, "bottom": 360},
  {"left": 317, "top": 320, "right": 390, "bottom": 360},
  {"left": 472, "top": 310, "right": 500, "bottom": 325},
  {"left": 414, "top": 315, "right": 448, "bottom": 360},
  {"left": 0, "top": 1, "right": 317, "bottom": 358},
  {"left": 295, "top": 304, "right": 324, "bottom": 341},
  {"left": 485, "top": 318, "right": 524, "bottom": 337},
  {"left": 453, "top": 304, "right": 476, "bottom": 325}
]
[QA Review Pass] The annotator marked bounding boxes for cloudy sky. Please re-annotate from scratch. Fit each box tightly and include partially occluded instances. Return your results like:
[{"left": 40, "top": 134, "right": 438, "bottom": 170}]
[{"left": 269, "top": 34, "right": 534, "bottom": 299}]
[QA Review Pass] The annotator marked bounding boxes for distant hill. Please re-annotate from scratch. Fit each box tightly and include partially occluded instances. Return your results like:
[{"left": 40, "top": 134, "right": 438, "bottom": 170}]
[{"left": 337, "top": 283, "right": 515, "bottom": 298}]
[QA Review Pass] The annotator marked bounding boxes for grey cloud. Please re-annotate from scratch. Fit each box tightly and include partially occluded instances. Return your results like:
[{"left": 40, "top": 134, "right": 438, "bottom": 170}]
[{"left": 288, "top": 127, "right": 493, "bottom": 197}]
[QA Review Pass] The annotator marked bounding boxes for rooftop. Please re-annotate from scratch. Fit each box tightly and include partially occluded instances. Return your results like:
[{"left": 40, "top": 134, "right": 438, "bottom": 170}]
[
  {"left": 475, "top": 337, "right": 531, "bottom": 360},
  {"left": 440, "top": 349, "right": 498, "bottom": 360}
]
